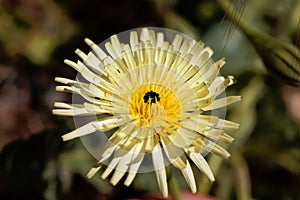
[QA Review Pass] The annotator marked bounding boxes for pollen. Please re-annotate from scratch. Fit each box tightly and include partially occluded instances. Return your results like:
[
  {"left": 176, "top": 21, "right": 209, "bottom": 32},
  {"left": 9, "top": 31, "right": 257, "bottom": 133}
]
[{"left": 128, "top": 83, "right": 182, "bottom": 131}]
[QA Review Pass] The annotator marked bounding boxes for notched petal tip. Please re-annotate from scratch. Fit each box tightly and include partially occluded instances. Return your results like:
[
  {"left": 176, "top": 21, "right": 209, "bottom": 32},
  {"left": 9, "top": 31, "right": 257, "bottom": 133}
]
[
  {"left": 64, "top": 59, "right": 80, "bottom": 71},
  {"left": 61, "top": 122, "right": 96, "bottom": 141},
  {"left": 110, "top": 170, "right": 126, "bottom": 186},
  {"left": 55, "top": 85, "right": 72, "bottom": 93},
  {"left": 75, "top": 48, "right": 87, "bottom": 60},
  {"left": 216, "top": 57, "right": 226, "bottom": 68},
  {"left": 227, "top": 75, "right": 237, "bottom": 85},
  {"left": 87, "top": 164, "right": 102, "bottom": 179}
]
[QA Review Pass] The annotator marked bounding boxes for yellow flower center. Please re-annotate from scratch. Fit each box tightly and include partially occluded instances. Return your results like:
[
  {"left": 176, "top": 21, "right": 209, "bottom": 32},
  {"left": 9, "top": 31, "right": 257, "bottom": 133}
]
[{"left": 129, "top": 83, "right": 182, "bottom": 133}]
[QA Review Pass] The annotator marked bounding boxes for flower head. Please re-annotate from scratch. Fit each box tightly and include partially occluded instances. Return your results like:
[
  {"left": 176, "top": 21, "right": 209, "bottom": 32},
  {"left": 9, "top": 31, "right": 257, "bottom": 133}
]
[{"left": 53, "top": 27, "right": 240, "bottom": 197}]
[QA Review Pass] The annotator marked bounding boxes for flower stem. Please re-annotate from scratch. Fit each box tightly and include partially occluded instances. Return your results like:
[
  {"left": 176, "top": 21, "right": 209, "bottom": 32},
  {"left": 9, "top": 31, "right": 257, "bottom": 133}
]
[
  {"left": 166, "top": 166, "right": 181, "bottom": 200},
  {"left": 216, "top": 0, "right": 271, "bottom": 43}
]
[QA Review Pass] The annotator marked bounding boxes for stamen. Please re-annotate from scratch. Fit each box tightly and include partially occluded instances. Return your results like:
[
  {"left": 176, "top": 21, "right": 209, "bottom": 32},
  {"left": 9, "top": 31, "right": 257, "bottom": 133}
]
[{"left": 143, "top": 91, "right": 160, "bottom": 104}]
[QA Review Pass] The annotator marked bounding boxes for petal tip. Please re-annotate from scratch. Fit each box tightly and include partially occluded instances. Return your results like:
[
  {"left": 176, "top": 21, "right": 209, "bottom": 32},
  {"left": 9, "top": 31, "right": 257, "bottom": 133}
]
[{"left": 87, "top": 165, "right": 102, "bottom": 179}]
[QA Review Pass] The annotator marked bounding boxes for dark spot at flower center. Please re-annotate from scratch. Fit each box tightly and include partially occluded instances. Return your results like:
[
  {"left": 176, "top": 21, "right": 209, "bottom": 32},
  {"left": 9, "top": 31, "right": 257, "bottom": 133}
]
[{"left": 143, "top": 91, "right": 160, "bottom": 104}]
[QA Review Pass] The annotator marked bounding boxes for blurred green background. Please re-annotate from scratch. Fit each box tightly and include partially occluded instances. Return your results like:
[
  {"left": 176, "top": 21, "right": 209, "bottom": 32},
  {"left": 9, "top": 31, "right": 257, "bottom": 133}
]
[{"left": 0, "top": 0, "right": 300, "bottom": 199}]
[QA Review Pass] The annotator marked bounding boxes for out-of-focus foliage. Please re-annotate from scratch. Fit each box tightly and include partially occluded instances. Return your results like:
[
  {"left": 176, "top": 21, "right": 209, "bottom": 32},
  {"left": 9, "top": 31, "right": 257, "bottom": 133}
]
[{"left": 0, "top": 0, "right": 300, "bottom": 200}]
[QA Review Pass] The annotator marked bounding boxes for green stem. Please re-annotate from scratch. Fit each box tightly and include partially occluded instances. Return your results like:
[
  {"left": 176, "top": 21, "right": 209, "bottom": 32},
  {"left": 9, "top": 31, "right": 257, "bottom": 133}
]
[
  {"left": 216, "top": 0, "right": 254, "bottom": 36},
  {"left": 230, "top": 151, "right": 253, "bottom": 200},
  {"left": 166, "top": 166, "right": 181, "bottom": 200},
  {"left": 216, "top": 0, "right": 276, "bottom": 45}
]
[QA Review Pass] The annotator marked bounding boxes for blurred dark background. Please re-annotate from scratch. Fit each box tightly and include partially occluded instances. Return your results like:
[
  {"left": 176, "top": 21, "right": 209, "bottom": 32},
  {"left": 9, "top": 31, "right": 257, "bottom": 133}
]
[{"left": 0, "top": 0, "right": 300, "bottom": 199}]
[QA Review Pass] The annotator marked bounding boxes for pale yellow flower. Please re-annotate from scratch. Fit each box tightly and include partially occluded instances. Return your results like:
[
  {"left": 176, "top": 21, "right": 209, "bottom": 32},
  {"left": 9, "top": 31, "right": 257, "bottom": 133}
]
[{"left": 53, "top": 27, "right": 240, "bottom": 197}]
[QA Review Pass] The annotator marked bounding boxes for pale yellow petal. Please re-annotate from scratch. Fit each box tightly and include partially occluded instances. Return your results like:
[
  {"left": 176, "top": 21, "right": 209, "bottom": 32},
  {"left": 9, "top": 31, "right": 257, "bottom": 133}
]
[
  {"left": 124, "top": 143, "right": 144, "bottom": 186},
  {"left": 140, "top": 28, "right": 156, "bottom": 45},
  {"left": 84, "top": 102, "right": 112, "bottom": 115},
  {"left": 219, "top": 132, "right": 234, "bottom": 144},
  {"left": 164, "top": 45, "right": 175, "bottom": 68},
  {"left": 53, "top": 102, "right": 74, "bottom": 109},
  {"left": 101, "top": 157, "right": 121, "bottom": 180},
  {"left": 124, "top": 153, "right": 144, "bottom": 186},
  {"left": 144, "top": 41, "right": 154, "bottom": 64},
  {"left": 194, "top": 60, "right": 218, "bottom": 85},
  {"left": 144, "top": 129, "right": 155, "bottom": 152},
  {"left": 152, "top": 144, "right": 168, "bottom": 198},
  {"left": 156, "top": 42, "right": 168, "bottom": 65},
  {"left": 189, "top": 41, "right": 205, "bottom": 65},
  {"left": 211, "top": 143, "right": 231, "bottom": 159},
  {"left": 110, "top": 170, "right": 125, "bottom": 186},
  {"left": 168, "top": 128, "right": 194, "bottom": 148},
  {"left": 135, "top": 44, "right": 144, "bottom": 66},
  {"left": 181, "top": 161, "right": 197, "bottom": 193},
  {"left": 54, "top": 77, "right": 76, "bottom": 85},
  {"left": 80, "top": 83, "right": 113, "bottom": 101},
  {"left": 87, "top": 162, "right": 102, "bottom": 178},
  {"left": 194, "top": 50, "right": 211, "bottom": 70},
  {"left": 63, "top": 59, "right": 103, "bottom": 88},
  {"left": 156, "top": 32, "right": 164, "bottom": 48},
  {"left": 179, "top": 38, "right": 194, "bottom": 57},
  {"left": 55, "top": 77, "right": 113, "bottom": 104},
  {"left": 172, "top": 34, "right": 183, "bottom": 52},
  {"left": 189, "top": 152, "right": 215, "bottom": 182},
  {"left": 101, "top": 145, "right": 132, "bottom": 180},
  {"left": 61, "top": 116, "right": 121, "bottom": 141},
  {"left": 161, "top": 137, "right": 186, "bottom": 170},
  {"left": 61, "top": 121, "right": 99, "bottom": 141},
  {"left": 105, "top": 41, "right": 118, "bottom": 60},
  {"left": 191, "top": 115, "right": 240, "bottom": 131},
  {"left": 84, "top": 38, "right": 107, "bottom": 60},
  {"left": 120, "top": 133, "right": 139, "bottom": 152},
  {"left": 75, "top": 48, "right": 88, "bottom": 61},
  {"left": 85, "top": 51, "right": 106, "bottom": 75},
  {"left": 55, "top": 85, "right": 74, "bottom": 93},
  {"left": 201, "top": 96, "right": 241, "bottom": 111},
  {"left": 208, "top": 75, "right": 235, "bottom": 97},
  {"left": 123, "top": 44, "right": 137, "bottom": 70},
  {"left": 130, "top": 31, "right": 138, "bottom": 52},
  {"left": 215, "top": 57, "right": 226, "bottom": 68},
  {"left": 110, "top": 35, "right": 123, "bottom": 58},
  {"left": 52, "top": 108, "right": 89, "bottom": 116},
  {"left": 148, "top": 30, "right": 156, "bottom": 45},
  {"left": 99, "top": 143, "right": 118, "bottom": 162},
  {"left": 110, "top": 147, "right": 136, "bottom": 186}
]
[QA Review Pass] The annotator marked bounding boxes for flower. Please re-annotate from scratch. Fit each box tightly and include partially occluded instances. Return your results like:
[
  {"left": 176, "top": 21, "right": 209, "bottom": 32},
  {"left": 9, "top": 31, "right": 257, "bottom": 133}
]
[{"left": 53, "top": 27, "right": 240, "bottom": 198}]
